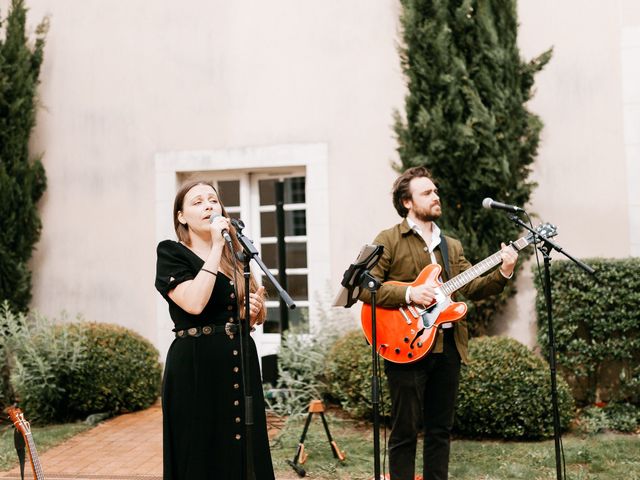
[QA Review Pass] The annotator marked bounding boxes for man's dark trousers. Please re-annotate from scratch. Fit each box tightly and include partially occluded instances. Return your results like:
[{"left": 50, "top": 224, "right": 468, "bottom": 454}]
[{"left": 385, "top": 328, "right": 461, "bottom": 480}]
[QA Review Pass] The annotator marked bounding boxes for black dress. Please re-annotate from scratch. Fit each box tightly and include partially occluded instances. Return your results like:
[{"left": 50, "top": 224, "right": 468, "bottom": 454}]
[{"left": 155, "top": 240, "right": 275, "bottom": 480}]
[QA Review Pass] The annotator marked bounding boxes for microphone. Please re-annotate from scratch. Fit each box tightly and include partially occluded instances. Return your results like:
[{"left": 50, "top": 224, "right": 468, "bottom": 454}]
[
  {"left": 210, "top": 213, "right": 233, "bottom": 244},
  {"left": 482, "top": 198, "right": 524, "bottom": 213}
]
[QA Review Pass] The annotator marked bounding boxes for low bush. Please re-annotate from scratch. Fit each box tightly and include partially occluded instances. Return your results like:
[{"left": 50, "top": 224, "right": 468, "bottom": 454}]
[
  {"left": 267, "top": 299, "right": 357, "bottom": 417},
  {"left": 0, "top": 304, "right": 84, "bottom": 422},
  {"left": 63, "top": 322, "right": 162, "bottom": 417},
  {"left": 577, "top": 403, "right": 639, "bottom": 434},
  {"left": 324, "top": 332, "right": 575, "bottom": 438},
  {"left": 324, "top": 329, "right": 391, "bottom": 419},
  {"left": 0, "top": 304, "right": 161, "bottom": 423},
  {"left": 455, "top": 336, "right": 575, "bottom": 439}
]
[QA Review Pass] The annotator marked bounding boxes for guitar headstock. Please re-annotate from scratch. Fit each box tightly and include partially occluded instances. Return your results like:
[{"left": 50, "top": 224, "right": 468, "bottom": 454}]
[
  {"left": 7, "top": 407, "right": 31, "bottom": 436},
  {"left": 526, "top": 222, "right": 558, "bottom": 244}
]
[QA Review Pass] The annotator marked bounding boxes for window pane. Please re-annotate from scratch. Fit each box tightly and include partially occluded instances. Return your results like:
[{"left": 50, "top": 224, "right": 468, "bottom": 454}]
[
  {"left": 263, "top": 274, "right": 307, "bottom": 301},
  {"left": 285, "top": 177, "right": 306, "bottom": 204},
  {"left": 259, "top": 179, "right": 276, "bottom": 206},
  {"left": 260, "top": 243, "right": 307, "bottom": 269},
  {"left": 260, "top": 211, "right": 276, "bottom": 237},
  {"left": 260, "top": 210, "right": 307, "bottom": 237},
  {"left": 288, "top": 209, "right": 307, "bottom": 236},
  {"left": 263, "top": 306, "right": 309, "bottom": 333},
  {"left": 260, "top": 177, "right": 306, "bottom": 206},
  {"left": 261, "top": 243, "right": 277, "bottom": 269},
  {"left": 218, "top": 180, "right": 240, "bottom": 207}
]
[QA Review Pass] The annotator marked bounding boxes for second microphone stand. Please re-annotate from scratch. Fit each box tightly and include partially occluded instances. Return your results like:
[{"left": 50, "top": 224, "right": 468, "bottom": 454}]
[{"left": 507, "top": 214, "right": 594, "bottom": 480}]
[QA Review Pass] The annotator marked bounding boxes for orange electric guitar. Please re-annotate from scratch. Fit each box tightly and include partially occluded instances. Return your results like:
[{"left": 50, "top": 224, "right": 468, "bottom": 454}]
[
  {"left": 361, "top": 223, "right": 557, "bottom": 364},
  {"left": 7, "top": 407, "right": 46, "bottom": 480}
]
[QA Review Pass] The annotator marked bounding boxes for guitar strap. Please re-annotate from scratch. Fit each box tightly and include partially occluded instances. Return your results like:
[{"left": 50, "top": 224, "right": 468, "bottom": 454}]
[
  {"left": 439, "top": 236, "right": 451, "bottom": 280},
  {"left": 13, "top": 427, "right": 26, "bottom": 480}
]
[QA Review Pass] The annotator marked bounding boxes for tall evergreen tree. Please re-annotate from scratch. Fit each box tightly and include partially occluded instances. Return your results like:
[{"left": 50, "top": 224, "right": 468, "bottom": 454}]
[
  {"left": 394, "top": 0, "right": 551, "bottom": 334},
  {"left": 0, "top": 0, "right": 48, "bottom": 312}
]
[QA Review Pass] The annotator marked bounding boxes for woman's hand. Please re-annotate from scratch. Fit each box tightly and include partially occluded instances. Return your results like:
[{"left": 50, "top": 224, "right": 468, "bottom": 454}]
[
  {"left": 209, "top": 214, "right": 230, "bottom": 245},
  {"left": 248, "top": 286, "right": 266, "bottom": 327}
]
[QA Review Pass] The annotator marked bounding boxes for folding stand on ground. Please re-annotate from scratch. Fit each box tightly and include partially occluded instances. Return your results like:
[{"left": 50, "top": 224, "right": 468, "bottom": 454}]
[{"left": 287, "top": 400, "right": 346, "bottom": 477}]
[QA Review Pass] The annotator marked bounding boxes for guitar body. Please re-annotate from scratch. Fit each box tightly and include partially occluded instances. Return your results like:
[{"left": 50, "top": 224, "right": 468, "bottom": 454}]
[{"left": 361, "top": 264, "right": 467, "bottom": 364}]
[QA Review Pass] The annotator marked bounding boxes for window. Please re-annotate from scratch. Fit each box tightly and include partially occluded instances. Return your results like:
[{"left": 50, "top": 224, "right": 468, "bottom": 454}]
[{"left": 255, "top": 175, "right": 309, "bottom": 332}]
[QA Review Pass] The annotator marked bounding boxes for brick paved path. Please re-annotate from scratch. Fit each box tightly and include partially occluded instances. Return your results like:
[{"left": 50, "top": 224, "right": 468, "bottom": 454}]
[
  {"left": 0, "top": 403, "right": 301, "bottom": 480},
  {"left": 1, "top": 404, "right": 163, "bottom": 480}
]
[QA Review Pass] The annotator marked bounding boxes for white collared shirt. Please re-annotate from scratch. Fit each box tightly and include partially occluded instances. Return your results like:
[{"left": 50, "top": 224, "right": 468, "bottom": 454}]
[{"left": 405, "top": 218, "right": 453, "bottom": 328}]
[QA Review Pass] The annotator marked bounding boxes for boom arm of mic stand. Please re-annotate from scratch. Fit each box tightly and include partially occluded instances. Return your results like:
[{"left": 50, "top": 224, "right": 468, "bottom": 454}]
[
  {"left": 508, "top": 215, "right": 595, "bottom": 275},
  {"left": 233, "top": 224, "right": 296, "bottom": 309}
]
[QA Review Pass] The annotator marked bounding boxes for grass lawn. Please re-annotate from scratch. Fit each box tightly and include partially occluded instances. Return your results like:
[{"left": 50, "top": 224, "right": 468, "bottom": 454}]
[
  {"left": 0, "top": 421, "right": 93, "bottom": 471},
  {"left": 270, "top": 414, "right": 640, "bottom": 480}
]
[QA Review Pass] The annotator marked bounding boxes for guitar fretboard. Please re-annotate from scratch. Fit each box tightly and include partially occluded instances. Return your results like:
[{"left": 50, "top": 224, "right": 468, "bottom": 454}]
[
  {"left": 26, "top": 433, "right": 45, "bottom": 480},
  {"left": 440, "top": 236, "right": 530, "bottom": 297}
]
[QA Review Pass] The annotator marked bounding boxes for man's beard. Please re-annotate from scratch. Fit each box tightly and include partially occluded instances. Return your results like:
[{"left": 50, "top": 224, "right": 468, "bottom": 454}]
[{"left": 414, "top": 205, "right": 441, "bottom": 223}]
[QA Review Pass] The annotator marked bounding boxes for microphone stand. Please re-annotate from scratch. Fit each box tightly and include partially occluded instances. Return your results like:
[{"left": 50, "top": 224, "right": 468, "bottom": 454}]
[
  {"left": 231, "top": 218, "right": 296, "bottom": 480},
  {"left": 507, "top": 214, "right": 594, "bottom": 480}
]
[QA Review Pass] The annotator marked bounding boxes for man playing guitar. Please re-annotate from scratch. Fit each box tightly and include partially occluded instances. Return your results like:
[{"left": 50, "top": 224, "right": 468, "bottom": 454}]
[{"left": 359, "top": 167, "right": 518, "bottom": 480}]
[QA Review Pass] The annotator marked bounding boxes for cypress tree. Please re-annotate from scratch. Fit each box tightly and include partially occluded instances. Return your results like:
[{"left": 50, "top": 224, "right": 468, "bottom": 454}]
[
  {"left": 394, "top": 0, "right": 551, "bottom": 334},
  {"left": 0, "top": 0, "right": 48, "bottom": 312}
]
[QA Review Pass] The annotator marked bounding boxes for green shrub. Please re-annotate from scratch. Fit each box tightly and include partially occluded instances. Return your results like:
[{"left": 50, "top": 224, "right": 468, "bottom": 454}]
[
  {"left": 0, "top": 304, "right": 85, "bottom": 422},
  {"left": 324, "top": 330, "right": 391, "bottom": 419},
  {"left": 268, "top": 300, "right": 356, "bottom": 416},
  {"left": 578, "top": 403, "right": 640, "bottom": 434},
  {"left": 63, "top": 322, "right": 162, "bottom": 417},
  {"left": 534, "top": 258, "right": 640, "bottom": 406},
  {"left": 455, "top": 336, "right": 574, "bottom": 439},
  {"left": 1, "top": 304, "right": 161, "bottom": 422}
]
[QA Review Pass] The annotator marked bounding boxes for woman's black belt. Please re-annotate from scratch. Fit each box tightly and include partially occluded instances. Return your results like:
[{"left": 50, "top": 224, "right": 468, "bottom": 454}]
[{"left": 174, "top": 323, "right": 238, "bottom": 338}]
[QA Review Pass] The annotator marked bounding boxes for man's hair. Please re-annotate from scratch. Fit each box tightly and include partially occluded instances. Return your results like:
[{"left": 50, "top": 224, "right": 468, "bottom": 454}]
[{"left": 392, "top": 166, "right": 434, "bottom": 217}]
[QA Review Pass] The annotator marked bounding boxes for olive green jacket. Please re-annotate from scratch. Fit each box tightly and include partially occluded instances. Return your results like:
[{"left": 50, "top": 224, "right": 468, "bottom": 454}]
[{"left": 359, "top": 218, "right": 509, "bottom": 364}]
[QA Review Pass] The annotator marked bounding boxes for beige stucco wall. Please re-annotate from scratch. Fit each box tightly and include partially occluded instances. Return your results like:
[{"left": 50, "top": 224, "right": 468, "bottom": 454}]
[
  {"left": 6, "top": 0, "right": 636, "bottom": 350},
  {"left": 15, "top": 0, "right": 404, "bottom": 349}
]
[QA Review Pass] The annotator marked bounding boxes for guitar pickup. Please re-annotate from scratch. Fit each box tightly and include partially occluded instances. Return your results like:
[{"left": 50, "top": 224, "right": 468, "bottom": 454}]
[{"left": 406, "top": 305, "right": 419, "bottom": 318}]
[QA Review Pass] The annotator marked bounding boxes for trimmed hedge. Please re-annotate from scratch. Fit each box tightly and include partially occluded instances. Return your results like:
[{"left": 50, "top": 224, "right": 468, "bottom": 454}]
[
  {"left": 455, "top": 336, "right": 574, "bottom": 439},
  {"left": 534, "top": 258, "right": 640, "bottom": 406}
]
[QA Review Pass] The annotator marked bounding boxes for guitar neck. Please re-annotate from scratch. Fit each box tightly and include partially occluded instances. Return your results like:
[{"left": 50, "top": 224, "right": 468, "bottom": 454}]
[
  {"left": 440, "top": 236, "right": 529, "bottom": 297},
  {"left": 25, "top": 433, "right": 45, "bottom": 480}
]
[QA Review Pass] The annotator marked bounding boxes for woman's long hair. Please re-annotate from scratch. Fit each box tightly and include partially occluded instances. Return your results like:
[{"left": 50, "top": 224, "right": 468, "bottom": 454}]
[{"left": 173, "top": 180, "right": 265, "bottom": 322}]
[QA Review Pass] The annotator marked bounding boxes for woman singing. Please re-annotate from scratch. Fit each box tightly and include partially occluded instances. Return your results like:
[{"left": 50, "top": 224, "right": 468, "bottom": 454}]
[{"left": 155, "top": 180, "right": 275, "bottom": 479}]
